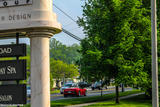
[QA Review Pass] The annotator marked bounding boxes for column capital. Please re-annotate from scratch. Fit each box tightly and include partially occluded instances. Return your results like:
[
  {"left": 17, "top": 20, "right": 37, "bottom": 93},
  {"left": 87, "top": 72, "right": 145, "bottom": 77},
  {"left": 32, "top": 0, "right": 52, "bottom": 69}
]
[{"left": 26, "top": 28, "right": 57, "bottom": 38}]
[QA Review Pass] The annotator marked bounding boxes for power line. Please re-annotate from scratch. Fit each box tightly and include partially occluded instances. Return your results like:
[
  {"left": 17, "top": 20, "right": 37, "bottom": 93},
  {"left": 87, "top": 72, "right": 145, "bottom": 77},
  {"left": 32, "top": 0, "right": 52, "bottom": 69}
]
[
  {"left": 63, "top": 21, "right": 75, "bottom": 28},
  {"left": 67, "top": 27, "right": 81, "bottom": 31},
  {"left": 62, "top": 28, "right": 82, "bottom": 41},
  {"left": 53, "top": 3, "right": 77, "bottom": 23},
  {"left": 53, "top": 4, "right": 83, "bottom": 41}
]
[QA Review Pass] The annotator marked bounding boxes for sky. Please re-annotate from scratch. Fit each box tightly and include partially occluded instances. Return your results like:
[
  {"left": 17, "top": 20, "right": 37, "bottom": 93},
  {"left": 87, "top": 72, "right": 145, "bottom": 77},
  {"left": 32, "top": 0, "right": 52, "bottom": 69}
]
[
  {"left": 0, "top": 0, "right": 85, "bottom": 46},
  {"left": 53, "top": 0, "right": 85, "bottom": 46}
]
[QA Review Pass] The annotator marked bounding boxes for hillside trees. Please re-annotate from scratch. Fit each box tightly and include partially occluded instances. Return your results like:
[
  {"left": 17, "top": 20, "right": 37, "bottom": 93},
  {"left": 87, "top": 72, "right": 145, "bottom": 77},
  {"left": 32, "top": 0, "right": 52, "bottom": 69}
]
[
  {"left": 19, "top": 39, "right": 80, "bottom": 89},
  {"left": 49, "top": 38, "right": 80, "bottom": 88},
  {"left": 50, "top": 38, "right": 81, "bottom": 64},
  {"left": 78, "top": 0, "right": 151, "bottom": 103},
  {"left": 50, "top": 58, "right": 79, "bottom": 88}
]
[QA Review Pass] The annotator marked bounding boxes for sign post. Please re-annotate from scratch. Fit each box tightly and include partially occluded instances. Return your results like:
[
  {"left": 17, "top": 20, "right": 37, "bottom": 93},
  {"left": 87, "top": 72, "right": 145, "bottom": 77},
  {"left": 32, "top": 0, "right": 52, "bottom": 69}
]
[
  {"left": 0, "top": 85, "right": 26, "bottom": 105},
  {"left": 0, "top": 60, "right": 26, "bottom": 81},
  {"left": 0, "top": 0, "right": 61, "bottom": 107},
  {"left": 0, "top": 44, "right": 26, "bottom": 57},
  {"left": 0, "top": 33, "right": 27, "bottom": 106}
]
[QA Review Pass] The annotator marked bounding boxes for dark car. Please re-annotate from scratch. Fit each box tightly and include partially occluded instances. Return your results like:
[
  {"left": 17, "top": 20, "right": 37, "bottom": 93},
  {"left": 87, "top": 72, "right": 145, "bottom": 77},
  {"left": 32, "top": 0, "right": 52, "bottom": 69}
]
[
  {"left": 91, "top": 81, "right": 109, "bottom": 90},
  {"left": 78, "top": 82, "right": 91, "bottom": 88},
  {"left": 91, "top": 81, "right": 102, "bottom": 90}
]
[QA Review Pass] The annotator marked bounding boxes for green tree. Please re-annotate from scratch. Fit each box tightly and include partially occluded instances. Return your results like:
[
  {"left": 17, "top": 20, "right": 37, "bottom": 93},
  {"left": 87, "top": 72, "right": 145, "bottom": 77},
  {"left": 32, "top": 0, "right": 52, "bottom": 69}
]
[
  {"left": 50, "top": 38, "right": 81, "bottom": 64},
  {"left": 50, "top": 38, "right": 67, "bottom": 62},
  {"left": 79, "top": 38, "right": 110, "bottom": 83},
  {"left": 78, "top": 0, "right": 151, "bottom": 103},
  {"left": 50, "top": 58, "right": 79, "bottom": 88}
]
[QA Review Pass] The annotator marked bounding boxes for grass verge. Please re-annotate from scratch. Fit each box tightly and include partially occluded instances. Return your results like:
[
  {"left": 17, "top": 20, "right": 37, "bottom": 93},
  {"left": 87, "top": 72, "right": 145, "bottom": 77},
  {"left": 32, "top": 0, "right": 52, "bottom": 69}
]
[
  {"left": 86, "top": 94, "right": 151, "bottom": 107},
  {"left": 51, "top": 90, "right": 142, "bottom": 107},
  {"left": 16, "top": 90, "right": 142, "bottom": 107},
  {"left": 51, "top": 89, "right": 60, "bottom": 94}
]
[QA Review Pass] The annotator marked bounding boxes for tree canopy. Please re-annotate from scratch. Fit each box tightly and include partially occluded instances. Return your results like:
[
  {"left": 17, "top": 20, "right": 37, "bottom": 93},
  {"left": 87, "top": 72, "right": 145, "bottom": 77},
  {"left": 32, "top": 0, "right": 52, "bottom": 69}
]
[
  {"left": 50, "top": 38, "right": 81, "bottom": 64},
  {"left": 78, "top": 0, "right": 151, "bottom": 97},
  {"left": 49, "top": 38, "right": 80, "bottom": 88},
  {"left": 50, "top": 58, "right": 79, "bottom": 88}
]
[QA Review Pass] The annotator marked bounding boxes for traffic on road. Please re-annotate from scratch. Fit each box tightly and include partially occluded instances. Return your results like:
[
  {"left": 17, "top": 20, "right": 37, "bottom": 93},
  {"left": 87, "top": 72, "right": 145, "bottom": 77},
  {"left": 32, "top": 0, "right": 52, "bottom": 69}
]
[{"left": 51, "top": 84, "right": 132, "bottom": 101}]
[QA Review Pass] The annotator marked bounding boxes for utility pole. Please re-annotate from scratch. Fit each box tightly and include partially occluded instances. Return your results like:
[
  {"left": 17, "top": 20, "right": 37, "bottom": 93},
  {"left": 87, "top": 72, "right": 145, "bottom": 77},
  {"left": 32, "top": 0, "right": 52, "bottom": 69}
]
[{"left": 151, "top": 0, "right": 159, "bottom": 107}]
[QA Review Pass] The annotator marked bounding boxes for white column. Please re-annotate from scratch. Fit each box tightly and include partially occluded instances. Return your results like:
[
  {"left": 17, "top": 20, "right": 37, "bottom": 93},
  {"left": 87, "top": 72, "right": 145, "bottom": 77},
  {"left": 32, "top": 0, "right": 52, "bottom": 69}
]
[{"left": 28, "top": 30, "right": 54, "bottom": 107}]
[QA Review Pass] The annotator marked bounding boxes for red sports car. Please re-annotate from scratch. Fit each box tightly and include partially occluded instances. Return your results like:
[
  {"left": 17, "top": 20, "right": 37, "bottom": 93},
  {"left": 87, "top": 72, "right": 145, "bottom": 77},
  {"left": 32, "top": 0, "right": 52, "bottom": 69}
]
[{"left": 63, "top": 87, "right": 87, "bottom": 97}]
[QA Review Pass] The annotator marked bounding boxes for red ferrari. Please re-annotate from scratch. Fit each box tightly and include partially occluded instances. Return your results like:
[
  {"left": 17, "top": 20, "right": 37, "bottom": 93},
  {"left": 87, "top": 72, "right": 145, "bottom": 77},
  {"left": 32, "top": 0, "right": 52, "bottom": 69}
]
[{"left": 63, "top": 87, "right": 87, "bottom": 97}]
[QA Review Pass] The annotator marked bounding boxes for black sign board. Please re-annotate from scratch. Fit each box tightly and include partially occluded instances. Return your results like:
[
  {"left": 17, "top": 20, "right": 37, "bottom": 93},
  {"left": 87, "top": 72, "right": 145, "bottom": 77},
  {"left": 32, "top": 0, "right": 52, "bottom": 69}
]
[
  {"left": 0, "top": 60, "right": 26, "bottom": 81},
  {"left": 0, "top": 85, "right": 26, "bottom": 104},
  {"left": 0, "top": 44, "right": 26, "bottom": 57}
]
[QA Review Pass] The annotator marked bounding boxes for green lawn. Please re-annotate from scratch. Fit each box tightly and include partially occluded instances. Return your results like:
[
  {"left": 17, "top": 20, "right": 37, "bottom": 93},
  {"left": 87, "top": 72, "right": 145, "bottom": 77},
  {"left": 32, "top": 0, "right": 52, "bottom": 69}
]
[
  {"left": 51, "top": 90, "right": 143, "bottom": 107},
  {"left": 51, "top": 89, "right": 60, "bottom": 94},
  {"left": 21, "top": 90, "right": 143, "bottom": 107},
  {"left": 86, "top": 94, "right": 151, "bottom": 107}
]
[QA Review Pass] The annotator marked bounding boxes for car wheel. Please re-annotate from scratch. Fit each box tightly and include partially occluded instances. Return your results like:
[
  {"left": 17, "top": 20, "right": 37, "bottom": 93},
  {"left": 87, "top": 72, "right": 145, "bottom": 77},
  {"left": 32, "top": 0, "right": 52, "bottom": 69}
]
[
  {"left": 84, "top": 91, "right": 87, "bottom": 96},
  {"left": 92, "top": 87, "right": 94, "bottom": 90}
]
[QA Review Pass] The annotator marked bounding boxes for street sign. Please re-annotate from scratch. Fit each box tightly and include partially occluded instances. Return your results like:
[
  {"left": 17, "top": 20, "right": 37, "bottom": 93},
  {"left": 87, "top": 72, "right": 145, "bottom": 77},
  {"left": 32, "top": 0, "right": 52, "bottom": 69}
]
[
  {"left": 0, "top": 0, "right": 32, "bottom": 8},
  {"left": 0, "top": 44, "right": 26, "bottom": 57},
  {"left": 0, "top": 60, "right": 26, "bottom": 80},
  {"left": 0, "top": 85, "right": 26, "bottom": 104}
]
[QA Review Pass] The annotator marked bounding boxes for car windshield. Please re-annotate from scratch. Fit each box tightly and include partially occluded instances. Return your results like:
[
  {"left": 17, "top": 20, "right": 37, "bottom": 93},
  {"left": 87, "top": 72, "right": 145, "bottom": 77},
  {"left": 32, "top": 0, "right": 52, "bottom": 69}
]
[{"left": 64, "top": 84, "right": 72, "bottom": 87}]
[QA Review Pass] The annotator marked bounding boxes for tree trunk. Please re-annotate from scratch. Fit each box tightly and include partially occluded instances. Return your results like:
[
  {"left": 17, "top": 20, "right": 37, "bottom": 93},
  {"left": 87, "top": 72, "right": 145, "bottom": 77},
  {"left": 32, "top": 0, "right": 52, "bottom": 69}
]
[
  {"left": 101, "top": 80, "right": 103, "bottom": 97},
  {"left": 101, "top": 88, "right": 103, "bottom": 97},
  {"left": 56, "top": 80, "right": 60, "bottom": 89},
  {"left": 122, "top": 84, "right": 125, "bottom": 92},
  {"left": 115, "top": 85, "right": 120, "bottom": 104}
]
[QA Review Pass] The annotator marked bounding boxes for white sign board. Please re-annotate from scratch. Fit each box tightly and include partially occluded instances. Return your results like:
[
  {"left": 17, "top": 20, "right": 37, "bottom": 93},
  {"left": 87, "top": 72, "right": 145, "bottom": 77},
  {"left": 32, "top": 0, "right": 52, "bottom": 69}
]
[{"left": 0, "top": 0, "right": 61, "bottom": 37}]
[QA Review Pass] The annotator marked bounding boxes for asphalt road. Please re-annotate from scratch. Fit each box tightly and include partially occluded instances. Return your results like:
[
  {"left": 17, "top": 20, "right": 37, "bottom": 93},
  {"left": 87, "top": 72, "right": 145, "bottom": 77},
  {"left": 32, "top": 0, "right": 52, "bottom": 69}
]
[{"left": 51, "top": 87, "right": 133, "bottom": 101}]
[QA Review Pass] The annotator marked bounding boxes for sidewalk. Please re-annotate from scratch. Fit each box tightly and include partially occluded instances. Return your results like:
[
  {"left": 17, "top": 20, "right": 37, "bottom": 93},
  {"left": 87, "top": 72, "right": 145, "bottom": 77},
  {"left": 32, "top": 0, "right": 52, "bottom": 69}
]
[{"left": 65, "top": 92, "right": 145, "bottom": 107}]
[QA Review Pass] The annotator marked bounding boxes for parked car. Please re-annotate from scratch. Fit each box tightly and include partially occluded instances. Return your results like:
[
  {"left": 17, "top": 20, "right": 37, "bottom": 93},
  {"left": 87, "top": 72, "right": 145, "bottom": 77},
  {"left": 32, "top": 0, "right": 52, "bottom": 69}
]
[
  {"left": 91, "top": 81, "right": 109, "bottom": 90},
  {"left": 63, "top": 84, "right": 87, "bottom": 97},
  {"left": 60, "top": 83, "right": 74, "bottom": 94},
  {"left": 91, "top": 81, "right": 102, "bottom": 90},
  {"left": 78, "top": 82, "right": 91, "bottom": 88},
  {"left": 27, "top": 86, "right": 31, "bottom": 98}
]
